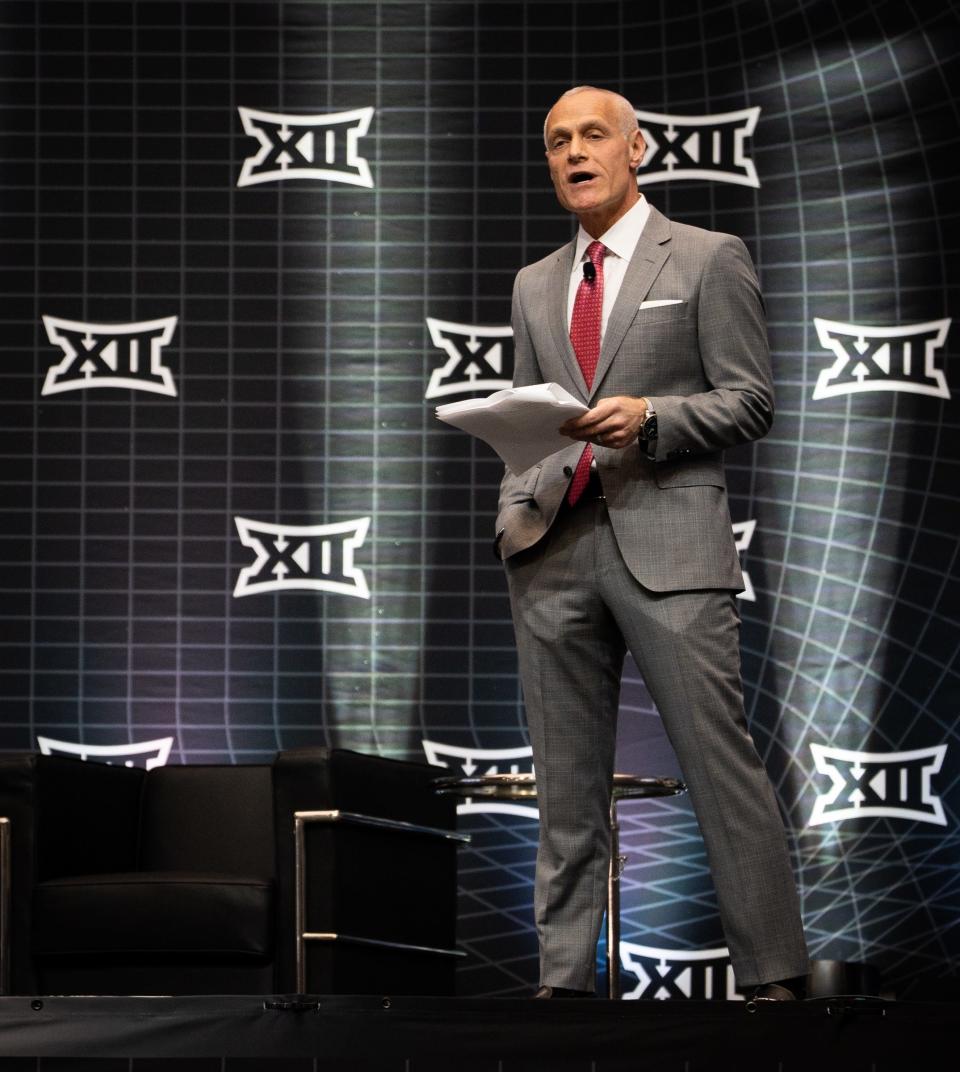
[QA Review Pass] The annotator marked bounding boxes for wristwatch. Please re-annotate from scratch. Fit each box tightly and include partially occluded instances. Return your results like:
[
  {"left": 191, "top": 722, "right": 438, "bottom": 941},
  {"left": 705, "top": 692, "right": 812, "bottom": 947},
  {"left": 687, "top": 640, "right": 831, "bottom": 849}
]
[{"left": 639, "top": 398, "right": 658, "bottom": 442}]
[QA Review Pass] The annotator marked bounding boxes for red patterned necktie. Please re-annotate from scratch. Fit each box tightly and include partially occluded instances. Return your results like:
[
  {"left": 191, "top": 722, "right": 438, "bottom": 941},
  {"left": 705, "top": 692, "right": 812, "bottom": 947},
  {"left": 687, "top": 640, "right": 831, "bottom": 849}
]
[{"left": 566, "top": 240, "right": 607, "bottom": 506}]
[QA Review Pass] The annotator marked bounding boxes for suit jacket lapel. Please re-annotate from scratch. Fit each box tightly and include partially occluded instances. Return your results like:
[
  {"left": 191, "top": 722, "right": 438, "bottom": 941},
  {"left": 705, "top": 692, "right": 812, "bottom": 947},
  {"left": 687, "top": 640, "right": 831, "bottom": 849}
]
[
  {"left": 590, "top": 205, "right": 672, "bottom": 401},
  {"left": 545, "top": 239, "right": 589, "bottom": 398}
]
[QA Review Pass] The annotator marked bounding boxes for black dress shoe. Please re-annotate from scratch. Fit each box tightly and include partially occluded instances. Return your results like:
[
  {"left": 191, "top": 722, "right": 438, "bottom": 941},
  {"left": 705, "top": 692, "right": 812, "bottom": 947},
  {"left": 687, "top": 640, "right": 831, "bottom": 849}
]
[
  {"left": 532, "top": 984, "right": 595, "bottom": 999},
  {"left": 750, "top": 982, "right": 798, "bottom": 1002}
]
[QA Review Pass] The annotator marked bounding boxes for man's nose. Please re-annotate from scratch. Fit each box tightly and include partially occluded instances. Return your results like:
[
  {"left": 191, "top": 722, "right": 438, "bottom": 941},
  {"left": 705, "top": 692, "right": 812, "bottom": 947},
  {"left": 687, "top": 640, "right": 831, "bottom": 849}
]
[{"left": 567, "top": 136, "right": 586, "bottom": 159}]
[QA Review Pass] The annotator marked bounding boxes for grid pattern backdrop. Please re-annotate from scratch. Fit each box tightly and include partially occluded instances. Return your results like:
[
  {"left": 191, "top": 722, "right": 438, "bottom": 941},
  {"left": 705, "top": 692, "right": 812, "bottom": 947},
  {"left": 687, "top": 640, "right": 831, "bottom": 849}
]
[{"left": 1, "top": 0, "right": 958, "bottom": 997}]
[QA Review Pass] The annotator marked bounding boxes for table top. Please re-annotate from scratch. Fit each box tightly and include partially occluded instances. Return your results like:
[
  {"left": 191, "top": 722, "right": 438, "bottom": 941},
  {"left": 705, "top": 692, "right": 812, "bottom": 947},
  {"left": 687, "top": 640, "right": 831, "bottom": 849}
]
[{"left": 433, "top": 772, "right": 686, "bottom": 801}]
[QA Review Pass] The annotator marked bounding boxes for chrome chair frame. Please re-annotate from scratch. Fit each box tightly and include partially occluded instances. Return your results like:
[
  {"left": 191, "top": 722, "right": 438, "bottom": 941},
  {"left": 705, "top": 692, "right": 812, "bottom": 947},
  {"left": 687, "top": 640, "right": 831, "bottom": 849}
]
[
  {"left": 0, "top": 817, "right": 9, "bottom": 995},
  {"left": 293, "top": 809, "right": 470, "bottom": 993}
]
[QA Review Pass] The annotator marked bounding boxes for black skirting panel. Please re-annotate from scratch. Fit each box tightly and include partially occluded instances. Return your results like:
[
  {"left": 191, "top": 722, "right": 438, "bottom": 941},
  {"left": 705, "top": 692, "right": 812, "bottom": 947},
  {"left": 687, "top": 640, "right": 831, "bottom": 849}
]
[{"left": 0, "top": 995, "right": 953, "bottom": 1071}]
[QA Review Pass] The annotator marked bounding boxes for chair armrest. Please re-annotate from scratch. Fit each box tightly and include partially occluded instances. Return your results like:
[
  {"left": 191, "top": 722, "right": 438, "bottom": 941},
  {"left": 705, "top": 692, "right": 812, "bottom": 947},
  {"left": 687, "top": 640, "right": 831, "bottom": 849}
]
[
  {"left": 273, "top": 747, "right": 458, "bottom": 829},
  {"left": 271, "top": 748, "right": 462, "bottom": 992}
]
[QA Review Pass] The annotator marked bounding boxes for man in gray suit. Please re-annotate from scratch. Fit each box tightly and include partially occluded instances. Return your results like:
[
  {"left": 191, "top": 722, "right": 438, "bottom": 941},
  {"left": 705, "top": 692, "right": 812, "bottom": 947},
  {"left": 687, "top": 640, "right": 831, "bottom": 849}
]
[{"left": 496, "top": 86, "right": 809, "bottom": 1000}]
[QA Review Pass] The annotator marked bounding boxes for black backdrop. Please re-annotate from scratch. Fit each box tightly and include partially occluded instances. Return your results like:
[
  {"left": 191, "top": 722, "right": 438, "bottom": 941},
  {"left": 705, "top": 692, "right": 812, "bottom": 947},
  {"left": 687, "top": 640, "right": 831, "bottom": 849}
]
[{"left": 2, "top": 0, "right": 958, "bottom": 997}]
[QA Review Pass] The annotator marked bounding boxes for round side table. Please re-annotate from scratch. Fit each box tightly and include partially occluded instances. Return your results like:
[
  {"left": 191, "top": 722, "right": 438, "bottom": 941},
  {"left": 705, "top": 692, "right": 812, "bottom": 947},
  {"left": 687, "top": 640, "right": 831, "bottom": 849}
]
[{"left": 435, "top": 771, "right": 686, "bottom": 999}]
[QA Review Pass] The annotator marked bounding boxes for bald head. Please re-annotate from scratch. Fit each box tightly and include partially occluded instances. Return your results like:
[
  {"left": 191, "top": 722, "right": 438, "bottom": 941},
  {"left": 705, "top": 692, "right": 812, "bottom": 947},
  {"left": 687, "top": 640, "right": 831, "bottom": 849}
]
[{"left": 543, "top": 86, "right": 639, "bottom": 146}]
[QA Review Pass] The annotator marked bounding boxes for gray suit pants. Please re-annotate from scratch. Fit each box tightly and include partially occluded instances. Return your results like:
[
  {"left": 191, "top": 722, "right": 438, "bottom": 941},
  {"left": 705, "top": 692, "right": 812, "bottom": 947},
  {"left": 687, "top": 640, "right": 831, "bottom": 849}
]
[{"left": 505, "top": 493, "right": 809, "bottom": 992}]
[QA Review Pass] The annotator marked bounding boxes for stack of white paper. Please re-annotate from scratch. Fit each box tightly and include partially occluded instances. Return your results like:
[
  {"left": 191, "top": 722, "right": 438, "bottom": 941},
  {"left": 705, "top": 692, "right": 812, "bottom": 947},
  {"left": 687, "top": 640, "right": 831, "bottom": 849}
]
[{"left": 436, "top": 382, "right": 587, "bottom": 474}]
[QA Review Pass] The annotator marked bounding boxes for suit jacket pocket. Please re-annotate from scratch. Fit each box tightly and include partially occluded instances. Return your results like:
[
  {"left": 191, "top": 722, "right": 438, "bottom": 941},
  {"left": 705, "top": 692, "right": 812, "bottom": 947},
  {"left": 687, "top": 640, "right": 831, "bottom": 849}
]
[
  {"left": 637, "top": 301, "right": 690, "bottom": 325},
  {"left": 654, "top": 455, "right": 726, "bottom": 489}
]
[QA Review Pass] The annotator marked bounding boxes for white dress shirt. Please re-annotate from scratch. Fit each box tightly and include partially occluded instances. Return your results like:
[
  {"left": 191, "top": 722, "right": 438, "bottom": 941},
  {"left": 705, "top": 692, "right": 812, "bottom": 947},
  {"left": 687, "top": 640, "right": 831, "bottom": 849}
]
[{"left": 566, "top": 195, "right": 651, "bottom": 338}]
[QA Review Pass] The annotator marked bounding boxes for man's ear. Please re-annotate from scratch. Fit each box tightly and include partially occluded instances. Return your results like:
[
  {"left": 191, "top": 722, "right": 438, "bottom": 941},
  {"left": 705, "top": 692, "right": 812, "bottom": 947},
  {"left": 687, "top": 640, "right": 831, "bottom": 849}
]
[{"left": 629, "top": 130, "right": 646, "bottom": 171}]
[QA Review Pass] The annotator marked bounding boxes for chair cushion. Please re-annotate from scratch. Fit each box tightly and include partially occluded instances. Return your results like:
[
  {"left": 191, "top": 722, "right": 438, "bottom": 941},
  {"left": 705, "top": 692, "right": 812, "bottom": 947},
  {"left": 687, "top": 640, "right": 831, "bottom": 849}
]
[{"left": 33, "top": 871, "right": 274, "bottom": 958}]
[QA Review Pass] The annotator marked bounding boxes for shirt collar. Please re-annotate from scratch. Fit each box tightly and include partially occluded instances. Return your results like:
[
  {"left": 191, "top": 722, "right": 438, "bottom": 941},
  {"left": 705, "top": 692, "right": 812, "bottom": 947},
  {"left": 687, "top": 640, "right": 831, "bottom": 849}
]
[{"left": 573, "top": 194, "right": 650, "bottom": 267}]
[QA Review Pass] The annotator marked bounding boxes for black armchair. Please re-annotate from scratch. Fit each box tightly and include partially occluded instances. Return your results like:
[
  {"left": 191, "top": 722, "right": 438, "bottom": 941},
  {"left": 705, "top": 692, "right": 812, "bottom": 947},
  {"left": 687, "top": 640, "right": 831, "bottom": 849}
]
[{"left": 0, "top": 747, "right": 464, "bottom": 996}]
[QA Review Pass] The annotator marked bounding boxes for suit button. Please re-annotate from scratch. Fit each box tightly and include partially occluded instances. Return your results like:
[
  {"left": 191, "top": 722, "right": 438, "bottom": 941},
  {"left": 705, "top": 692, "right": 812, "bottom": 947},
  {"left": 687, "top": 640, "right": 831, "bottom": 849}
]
[{"left": 563, "top": 466, "right": 573, "bottom": 477}]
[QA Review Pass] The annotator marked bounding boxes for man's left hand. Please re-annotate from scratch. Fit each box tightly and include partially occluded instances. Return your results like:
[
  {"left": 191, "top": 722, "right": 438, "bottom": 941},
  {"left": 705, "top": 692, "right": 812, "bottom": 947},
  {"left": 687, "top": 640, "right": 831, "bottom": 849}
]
[{"left": 559, "top": 395, "right": 647, "bottom": 450}]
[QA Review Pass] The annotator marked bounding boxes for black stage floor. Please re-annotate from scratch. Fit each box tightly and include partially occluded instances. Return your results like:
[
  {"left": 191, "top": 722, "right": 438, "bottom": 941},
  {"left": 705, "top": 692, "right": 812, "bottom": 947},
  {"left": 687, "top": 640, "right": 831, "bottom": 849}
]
[{"left": 0, "top": 994, "right": 951, "bottom": 1071}]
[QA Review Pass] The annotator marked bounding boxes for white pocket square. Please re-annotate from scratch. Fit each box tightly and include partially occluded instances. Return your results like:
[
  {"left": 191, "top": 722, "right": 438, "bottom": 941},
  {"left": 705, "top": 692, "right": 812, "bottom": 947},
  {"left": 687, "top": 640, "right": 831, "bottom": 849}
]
[{"left": 640, "top": 299, "right": 685, "bottom": 309}]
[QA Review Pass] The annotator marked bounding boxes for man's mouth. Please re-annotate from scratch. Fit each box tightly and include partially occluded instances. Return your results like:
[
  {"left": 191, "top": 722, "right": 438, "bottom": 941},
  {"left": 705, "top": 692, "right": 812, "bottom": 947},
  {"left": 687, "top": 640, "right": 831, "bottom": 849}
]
[{"left": 569, "top": 171, "right": 596, "bottom": 184}]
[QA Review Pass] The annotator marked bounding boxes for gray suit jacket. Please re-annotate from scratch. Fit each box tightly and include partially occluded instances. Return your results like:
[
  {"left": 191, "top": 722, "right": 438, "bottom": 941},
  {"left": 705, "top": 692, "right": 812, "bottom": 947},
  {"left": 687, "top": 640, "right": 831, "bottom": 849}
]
[{"left": 496, "top": 204, "right": 774, "bottom": 593}]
